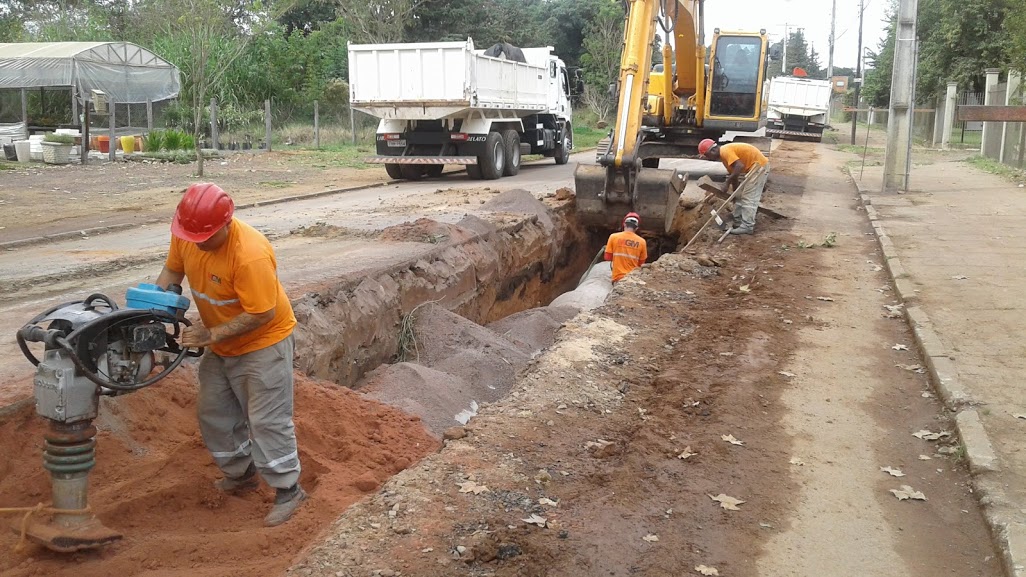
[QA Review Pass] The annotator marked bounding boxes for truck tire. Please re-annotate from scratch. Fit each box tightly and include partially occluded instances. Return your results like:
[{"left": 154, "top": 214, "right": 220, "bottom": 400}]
[
  {"left": 399, "top": 165, "right": 425, "bottom": 180},
  {"left": 478, "top": 132, "right": 505, "bottom": 180},
  {"left": 642, "top": 158, "right": 660, "bottom": 168},
  {"left": 501, "top": 130, "right": 521, "bottom": 176},
  {"left": 554, "top": 130, "right": 570, "bottom": 165},
  {"left": 425, "top": 164, "right": 444, "bottom": 177},
  {"left": 467, "top": 162, "right": 483, "bottom": 179},
  {"left": 385, "top": 163, "right": 402, "bottom": 179}
]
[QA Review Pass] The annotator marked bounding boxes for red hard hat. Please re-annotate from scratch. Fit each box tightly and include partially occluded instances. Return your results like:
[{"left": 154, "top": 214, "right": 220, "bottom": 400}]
[
  {"left": 172, "top": 183, "right": 234, "bottom": 242},
  {"left": 698, "top": 139, "right": 717, "bottom": 157},
  {"left": 623, "top": 212, "right": 641, "bottom": 228}
]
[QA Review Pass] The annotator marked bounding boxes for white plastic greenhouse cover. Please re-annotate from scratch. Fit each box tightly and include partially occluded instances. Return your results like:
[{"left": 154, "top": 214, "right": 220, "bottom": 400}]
[{"left": 0, "top": 42, "right": 181, "bottom": 104}]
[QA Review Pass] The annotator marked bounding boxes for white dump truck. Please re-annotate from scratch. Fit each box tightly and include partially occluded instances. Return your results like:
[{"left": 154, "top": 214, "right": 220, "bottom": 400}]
[
  {"left": 348, "top": 38, "right": 573, "bottom": 180},
  {"left": 765, "top": 76, "right": 832, "bottom": 141}
]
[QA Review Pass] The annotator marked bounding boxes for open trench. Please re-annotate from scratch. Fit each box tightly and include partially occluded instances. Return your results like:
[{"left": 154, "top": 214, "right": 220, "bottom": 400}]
[{"left": 0, "top": 190, "right": 624, "bottom": 577}]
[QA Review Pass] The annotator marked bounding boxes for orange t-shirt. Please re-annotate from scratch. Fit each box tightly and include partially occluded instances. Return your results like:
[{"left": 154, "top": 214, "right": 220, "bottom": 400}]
[
  {"left": 719, "top": 142, "right": 768, "bottom": 173},
  {"left": 605, "top": 230, "right": 648, "bottom": 282},
  {"left": 165, "top": 219, "right": 296, "bottom": 357}
]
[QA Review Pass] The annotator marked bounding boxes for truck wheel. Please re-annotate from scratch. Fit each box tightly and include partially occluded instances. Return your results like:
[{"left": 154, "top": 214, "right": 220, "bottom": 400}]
[
  {"left": 478, "top": 132, "right": 505, "bottom": 180},
  {"left": 642, "top": 158, "right": 660, "bottom": 168},
  {"left": 501, "top": 130, "right": 521, "bottom": 176},
  {"left": 385, "top": 164, "right": 402, "bottom": 179},
  {"left": 554, "top": 130, "right": 570, "bottom": 165},
  {"left": 399, "top": 165, "right": 425, "bottom": 180},
  {"left": 425, "top": 164, "right": 444, "bottom": 177}
]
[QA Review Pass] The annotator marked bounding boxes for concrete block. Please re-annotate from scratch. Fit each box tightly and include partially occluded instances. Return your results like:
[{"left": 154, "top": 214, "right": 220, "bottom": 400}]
[
  {"left": 1002, "top": 522, "right": 1026, "bottom": 577},
  {"left": 955, "top": 409, "right": 1000, "bottom": 473},
  {"left": 885, "top": 256, "right": 908, "bottom": 279},
  {"left": 912, "top": 321, "right": 947, "bottom": 358},
  {"left": 865, "top": 205, "right": 879, "bottom": 221},
  {"left": 894, "top": 277, "right": 919, "bottom": 302},
  {"left": 861, "top": 193, "right": 872, "bottom": 205},
  {"left": 878, "top": 235, "right": 896, "bottom": 254},
  {"left": 924, "top": 355, "right": 972, "bottom": 408}
]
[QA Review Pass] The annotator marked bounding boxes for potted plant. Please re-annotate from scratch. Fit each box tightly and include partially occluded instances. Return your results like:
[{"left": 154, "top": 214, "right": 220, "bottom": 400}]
[{"left": 41, "top": 132, "right": 75, "bottom": 164}]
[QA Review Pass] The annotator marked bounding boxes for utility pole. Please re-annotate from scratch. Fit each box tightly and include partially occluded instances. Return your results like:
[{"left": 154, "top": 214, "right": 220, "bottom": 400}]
[
  {"left": 849, "top": 0, "right": 865, "bottom": 145},
  {"left": 827, "top": 0, "right": 836, "bottom": 80},
  {"left": 782, "top": 23, "right": 790, "bottom": 74},
  {"left": 882, "top": 0, "right": 919, "bottom": 192}
]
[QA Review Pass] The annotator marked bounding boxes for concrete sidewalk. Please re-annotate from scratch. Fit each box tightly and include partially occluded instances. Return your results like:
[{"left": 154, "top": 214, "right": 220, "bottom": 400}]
[{"left": 855, "top": 158, "right": 1026, "bottom": 577}]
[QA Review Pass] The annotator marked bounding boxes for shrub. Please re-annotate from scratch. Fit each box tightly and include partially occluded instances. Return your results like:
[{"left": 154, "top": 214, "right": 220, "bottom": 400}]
[
  {"left": 144, "top": 130, "right": 164, "bottom": 152},
  {"left": 162, "top": 129, "right": 185, "bottom": 151},
  {"left": 43, "top": 132, "right": 75, "bottom": 145}
]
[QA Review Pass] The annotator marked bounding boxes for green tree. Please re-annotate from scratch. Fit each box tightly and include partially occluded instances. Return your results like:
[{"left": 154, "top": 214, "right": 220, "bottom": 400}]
[
  {"left": 1004, "top": 0, "right": 1026, "bottom": 77},
  {"left": 579, "top": 0, "right": 623, "bottom": 120},
  {"left": 916, "top": 0, "right": 1011, "bottom": 95},
  {"left": 861, "top": 1, "right": 896, "bottom": 107}
]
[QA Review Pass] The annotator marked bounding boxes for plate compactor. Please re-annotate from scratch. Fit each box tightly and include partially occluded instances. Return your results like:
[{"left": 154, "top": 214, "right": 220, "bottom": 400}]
[{"left": 13, "top": 284, "right": 201, "bottom": 552}]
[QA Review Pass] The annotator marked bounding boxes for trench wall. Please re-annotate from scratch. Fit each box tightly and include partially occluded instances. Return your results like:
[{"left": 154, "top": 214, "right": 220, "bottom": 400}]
[{"left": 292, "top": 203, "right": 593, "bottom": 387}]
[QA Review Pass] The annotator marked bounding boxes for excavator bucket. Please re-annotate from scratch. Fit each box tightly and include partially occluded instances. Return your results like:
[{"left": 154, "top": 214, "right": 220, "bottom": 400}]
[{"left": 574, "top": 164, "right": 686, "bottom": 234}]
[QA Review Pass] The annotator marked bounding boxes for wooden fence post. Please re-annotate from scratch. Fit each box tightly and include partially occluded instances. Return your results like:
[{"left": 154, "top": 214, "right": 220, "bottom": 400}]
[{"left": 265, "top": 99, "right": 272, "bottom": 152}]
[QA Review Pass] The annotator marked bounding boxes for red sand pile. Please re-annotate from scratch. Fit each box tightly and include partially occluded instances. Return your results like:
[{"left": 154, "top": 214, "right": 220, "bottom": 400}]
[{"left": 0, "top": 367, "right": 439, "bottom": 576}]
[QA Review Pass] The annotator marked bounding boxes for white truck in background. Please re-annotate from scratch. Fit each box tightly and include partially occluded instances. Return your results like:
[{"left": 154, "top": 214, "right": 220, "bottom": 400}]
[
  {"left": 765, "top": 76, "right": 832, "bottom": 141},
  {"left": 347, "top": 38, "right": 574, "bottom": 181}
]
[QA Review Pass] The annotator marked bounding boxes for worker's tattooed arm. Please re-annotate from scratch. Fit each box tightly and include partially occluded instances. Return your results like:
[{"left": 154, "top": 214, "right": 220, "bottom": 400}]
[{"left": 181, "top": 310, "right": 276, "bottom": 347}]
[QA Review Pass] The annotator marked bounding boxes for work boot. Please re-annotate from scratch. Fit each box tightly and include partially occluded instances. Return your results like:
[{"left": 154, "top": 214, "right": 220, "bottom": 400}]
[
  {"left": 730, "top": 225, "right": 754, "bottom": 235},
  {"left": 214, "top": 463, "right": 259, "bottom": 495},
  {"left": 265, "top": 483, "right": 307, "bottom": 527}
]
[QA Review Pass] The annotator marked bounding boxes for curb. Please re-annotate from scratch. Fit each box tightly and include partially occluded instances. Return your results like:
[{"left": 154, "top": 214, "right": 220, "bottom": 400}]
[
  {"left": 0, "top": 147, "right": 597, "bottom": 252},
  {"left": 847, "top": 168, "right": 1021, "bottom": 577}
]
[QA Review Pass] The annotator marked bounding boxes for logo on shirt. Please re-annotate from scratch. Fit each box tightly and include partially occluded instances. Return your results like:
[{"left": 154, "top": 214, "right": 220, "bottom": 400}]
[{"left": 210, "top": 274, "right": 222, "bottom": 284}]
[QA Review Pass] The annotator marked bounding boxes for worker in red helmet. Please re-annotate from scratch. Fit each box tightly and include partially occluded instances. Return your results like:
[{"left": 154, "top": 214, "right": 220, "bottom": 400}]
[
  {"left": 698, "top": 138, "right": 770, "bottom": 235},
  {"left": 154, "top": 183, "right": 306, "bottom": 527},
  {"left": 604, "top": 212, "right": 648, "bottom": 282}
]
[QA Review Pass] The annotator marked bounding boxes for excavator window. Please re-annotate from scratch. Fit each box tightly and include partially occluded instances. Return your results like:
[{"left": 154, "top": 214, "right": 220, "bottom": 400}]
[{"left": 709, "top": 36, "right": 763, "bottom": 118}]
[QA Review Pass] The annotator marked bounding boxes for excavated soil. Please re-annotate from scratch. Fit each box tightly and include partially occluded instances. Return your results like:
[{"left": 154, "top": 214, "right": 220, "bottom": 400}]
[{"left": 0, "top": 370, "right": 439, "bottom": 576}]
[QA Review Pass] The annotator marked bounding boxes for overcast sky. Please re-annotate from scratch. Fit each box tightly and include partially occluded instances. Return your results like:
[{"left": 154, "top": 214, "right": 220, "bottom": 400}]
[{"left": 704, "top": 0, "right": 891, "bottom": 72}]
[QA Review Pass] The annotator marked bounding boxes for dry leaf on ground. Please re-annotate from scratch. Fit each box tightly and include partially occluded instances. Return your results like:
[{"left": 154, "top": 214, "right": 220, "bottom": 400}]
[
  {"left": 892, "top": 344, "right": 909, "bottom": 351},
  {"left": 779, "top": 371, "right": 796, "bottom": 378},
  {"left": 919, "top": 454, "right": 932, "bottom": 460},
  {"left": 722, "top": 434, "right": 744, "bottom": 446},
  {"left": 538, "top": 497, "right": 559, "bottom": 507},
  {"left": 709, "top": 493, "right": 745, "bottom": 510},
  {"left": 890, "top": 485, "right": 927, "bottom": 501},
  {"left": 951, "top": 275, "right": 969, "bottom": 280},
  {"left": 678, "top": 446, "right": 696, "bottom": 460},
  {"left": 896, "top": 364, "right": 926, "bottom": 373},
  {"left": 817, "top": 296, "right": 834, "bottom": 301},
  {"left": 789, "top": 457, "right": 806, "bottom": 466},
  {"left": 521, "top": 514, "right": 548, "bottom": 527},
  {"left": 1013, "top": 414, "right": 1026, "bottom": 420},
  {"left": 695, "top": 565, "right": 720, "bottom": 575},
  {"left": 642, "top": 534, "right": 659, "bottom": 542},
  {"left": 880, "top": 466, "right": 905, "bottom": 477},
  {"left": 913, "top": 429, "right": 951, "bottom": 441},
  {"left": 457, "top": 481, "right": 489, "bottom": 495}
]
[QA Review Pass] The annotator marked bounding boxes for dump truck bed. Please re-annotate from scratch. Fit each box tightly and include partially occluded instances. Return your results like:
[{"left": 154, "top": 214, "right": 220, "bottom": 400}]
[{"left": 348, "top": 39, "right": 550, "bottom": 121}]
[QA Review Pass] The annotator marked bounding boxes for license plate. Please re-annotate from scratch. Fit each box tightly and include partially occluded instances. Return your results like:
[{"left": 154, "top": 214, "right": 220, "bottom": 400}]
[{"left": 386, "top": 139, "right": 407, "bottom": 147}]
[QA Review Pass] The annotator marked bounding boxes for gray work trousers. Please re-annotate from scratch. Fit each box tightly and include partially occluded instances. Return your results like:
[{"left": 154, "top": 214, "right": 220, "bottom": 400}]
[
  {"left": 732, "top": 165, "right": 771, "bottom": 229},
  {"left": 197, "top": 334, "right": 301, "bottom": 489}
]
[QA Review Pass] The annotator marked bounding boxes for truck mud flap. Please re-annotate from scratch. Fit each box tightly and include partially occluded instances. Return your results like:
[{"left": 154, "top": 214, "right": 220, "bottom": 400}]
[
  {"left": 366, "top": 156, "right": 477, "bottom": 165},
  {"left": 574, "top": 164, "right": 685, "bottom": 234}
]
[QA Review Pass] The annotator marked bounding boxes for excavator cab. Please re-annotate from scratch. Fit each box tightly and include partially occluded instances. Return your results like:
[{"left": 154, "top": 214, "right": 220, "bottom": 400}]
[{"left": 705, "top": 31, "right": 769, "bottom": 132}]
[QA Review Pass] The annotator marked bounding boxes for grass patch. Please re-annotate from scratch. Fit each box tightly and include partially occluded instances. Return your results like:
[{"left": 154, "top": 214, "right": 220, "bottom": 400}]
[
  {"left": 836, "top": 143, "right": 884, "bottom": 155},
  {"left": 258, "top": 180, "right": 294, "bottom": 188},
  {"left": 965, "top": 155, "right": 1026, "bottom": 182},
  {"left": 294, "top": 143, "right": 374, "bottom": 169},
  {"left": 573, "top": 124, "right": 607, "bottom": 150},
  {"left": 0, "top": 160, "right": 15, "bottom": 170}
]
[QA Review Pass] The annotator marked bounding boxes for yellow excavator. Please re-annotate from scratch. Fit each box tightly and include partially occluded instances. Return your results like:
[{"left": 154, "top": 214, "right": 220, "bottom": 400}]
[{"left": 575, "top": 0, "right": 770, "bottom": 235}]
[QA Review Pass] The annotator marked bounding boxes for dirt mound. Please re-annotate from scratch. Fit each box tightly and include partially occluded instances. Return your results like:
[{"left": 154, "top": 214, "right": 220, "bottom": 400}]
[
  {"left": 360, "top": 363, "right": 484, "bottom": 436},
  {"left": 379, "top": 217, "right": 479, "bottom": 244},
  {"left": 487, "top": 305, "right": 577, "bottom": 355},
  {"left": 481, "top": 189, "right": 555, "bottom": 231},
  {"left": 411, "top": 304, "right": 529, "bottom": 370},
  {"left": 0, "top": 368, "right": 438, "bottom": 576}
]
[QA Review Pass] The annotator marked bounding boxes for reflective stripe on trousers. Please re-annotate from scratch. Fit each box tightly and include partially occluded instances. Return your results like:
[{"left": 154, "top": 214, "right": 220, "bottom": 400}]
[{"left": 197, "top": 334, "right": 300, "bottom": 489}]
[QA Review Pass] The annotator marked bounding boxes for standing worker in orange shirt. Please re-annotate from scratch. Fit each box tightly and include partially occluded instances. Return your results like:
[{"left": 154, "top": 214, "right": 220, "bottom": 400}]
[
  {"left": 698, "top": 139, "right": 770, "bottom": 235},
  {"left": 154, "top": 183, "right": 306, "bottom": 527},
  {"left": 604, "top": 212, "right": 648, "bottom": 282}
]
